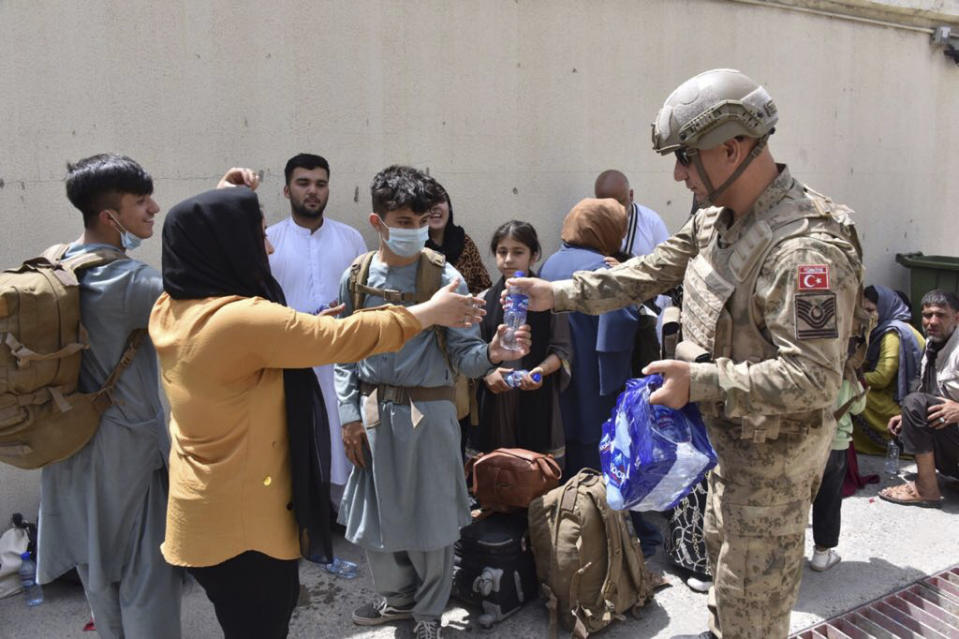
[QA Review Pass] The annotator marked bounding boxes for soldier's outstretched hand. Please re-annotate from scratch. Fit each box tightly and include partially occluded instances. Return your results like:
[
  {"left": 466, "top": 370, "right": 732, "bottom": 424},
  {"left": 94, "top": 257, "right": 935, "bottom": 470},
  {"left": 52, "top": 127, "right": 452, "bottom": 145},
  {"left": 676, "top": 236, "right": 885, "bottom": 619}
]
[
  {"left": 643, "top": 359, "right": 691, "bottom": 409},
  {"left": 502, "top": 275, "right": 555, "bottom": 312}
]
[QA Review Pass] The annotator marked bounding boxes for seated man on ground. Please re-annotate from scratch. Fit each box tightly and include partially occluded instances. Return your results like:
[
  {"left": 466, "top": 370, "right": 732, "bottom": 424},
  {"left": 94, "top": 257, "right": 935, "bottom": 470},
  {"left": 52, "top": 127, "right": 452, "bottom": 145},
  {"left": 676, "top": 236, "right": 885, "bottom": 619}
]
[{"left": 880, "top": 289, "right": 959, "bottom": 507}]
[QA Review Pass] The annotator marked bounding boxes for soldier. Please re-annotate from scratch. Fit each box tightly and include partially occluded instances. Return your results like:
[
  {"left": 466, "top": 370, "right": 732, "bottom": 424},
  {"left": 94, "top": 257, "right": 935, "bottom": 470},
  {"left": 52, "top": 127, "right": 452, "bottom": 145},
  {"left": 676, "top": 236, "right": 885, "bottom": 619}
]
[{"left": 508, "top": 69, "right": 864, "bottom": 639}]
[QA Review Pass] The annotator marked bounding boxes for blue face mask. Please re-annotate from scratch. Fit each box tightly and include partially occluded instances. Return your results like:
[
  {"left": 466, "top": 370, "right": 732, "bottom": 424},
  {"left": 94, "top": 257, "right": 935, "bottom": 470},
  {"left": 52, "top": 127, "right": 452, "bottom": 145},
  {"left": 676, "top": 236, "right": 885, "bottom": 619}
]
[
  {"left": 108, "top": 213, "right": 142, "bottom": 251},
  {"left": 381, "top": 222, "right": 428, "bottom": 258}
]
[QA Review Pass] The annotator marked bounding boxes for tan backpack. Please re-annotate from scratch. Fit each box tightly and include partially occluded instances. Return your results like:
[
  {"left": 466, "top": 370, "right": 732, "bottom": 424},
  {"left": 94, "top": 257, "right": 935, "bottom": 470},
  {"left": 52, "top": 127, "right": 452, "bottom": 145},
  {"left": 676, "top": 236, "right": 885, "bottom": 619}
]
[
  {"left": 347, "top": 248, "right": 474, "bottom": 422},
  {"left": 527, "top": 469, "right": 656, "bottom": 639},
  {"left": 0, "top": 244, "right": 144, "bottom": 469}
]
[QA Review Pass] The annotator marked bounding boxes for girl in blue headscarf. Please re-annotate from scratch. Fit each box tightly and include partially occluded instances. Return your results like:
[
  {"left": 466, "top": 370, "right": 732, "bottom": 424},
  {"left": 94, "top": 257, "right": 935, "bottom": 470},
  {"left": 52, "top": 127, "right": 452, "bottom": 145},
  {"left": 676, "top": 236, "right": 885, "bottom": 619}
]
[{"left": 853, "top": 285, "right": 925, "bottom": 456}]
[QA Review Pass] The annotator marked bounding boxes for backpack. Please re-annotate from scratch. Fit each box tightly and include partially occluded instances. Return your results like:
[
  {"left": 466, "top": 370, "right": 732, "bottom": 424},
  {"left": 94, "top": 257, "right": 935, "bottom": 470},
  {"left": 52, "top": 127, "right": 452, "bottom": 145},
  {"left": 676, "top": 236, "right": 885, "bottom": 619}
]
[
  {"left": 806, "top": 187, "right": 871, "bottom": 415},
  {"left": 527, "top": 469, "right": 656, "bottom": 639},
  {"left": 465, "top": 448, "right": 562, "bottom": 513},
  {"left": 347, "top": 248, "right": 474, "bottom": 421},
  {"left": 0, "top": 244, "right": 145, "bottom": 469},
  {"left": 451, "top": 511, "right": 539, "bottom": 628}
]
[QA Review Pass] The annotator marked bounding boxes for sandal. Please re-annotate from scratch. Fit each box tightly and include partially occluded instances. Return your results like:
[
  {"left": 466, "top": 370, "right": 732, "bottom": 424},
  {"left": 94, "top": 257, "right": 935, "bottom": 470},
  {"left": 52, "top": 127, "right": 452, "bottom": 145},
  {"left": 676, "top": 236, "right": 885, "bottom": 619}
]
[{"left": 878, "top": 482, "right": 943, "bottom": 509}]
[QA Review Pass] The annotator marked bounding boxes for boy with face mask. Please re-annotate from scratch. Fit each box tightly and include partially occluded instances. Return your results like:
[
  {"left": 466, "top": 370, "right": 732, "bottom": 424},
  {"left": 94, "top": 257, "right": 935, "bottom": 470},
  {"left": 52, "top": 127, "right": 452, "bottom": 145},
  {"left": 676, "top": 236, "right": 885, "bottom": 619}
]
[{"left": 335, "top": 165, "right": 529, "bottom": 639}]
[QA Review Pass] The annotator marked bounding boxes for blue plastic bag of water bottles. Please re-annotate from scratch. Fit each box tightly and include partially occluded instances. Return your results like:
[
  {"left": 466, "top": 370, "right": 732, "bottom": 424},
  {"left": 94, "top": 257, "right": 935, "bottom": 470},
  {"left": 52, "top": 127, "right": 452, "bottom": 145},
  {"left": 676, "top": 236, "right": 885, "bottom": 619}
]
[{"left": 599, "top": 374, "right": 717, "bottom": 512}]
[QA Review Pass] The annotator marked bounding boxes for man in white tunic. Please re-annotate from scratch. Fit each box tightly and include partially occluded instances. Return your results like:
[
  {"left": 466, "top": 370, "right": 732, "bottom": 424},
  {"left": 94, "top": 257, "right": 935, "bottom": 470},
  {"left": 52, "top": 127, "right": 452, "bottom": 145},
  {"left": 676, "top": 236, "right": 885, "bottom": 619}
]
[
  {"left": 268, "top": 153, "right": 368, "bottom": 507},
  {"left": 594, "top": 169, "right": 671, "bottom": 311},
  {"left": 594, "top": 169, "right": 670, "bottom": 258}
]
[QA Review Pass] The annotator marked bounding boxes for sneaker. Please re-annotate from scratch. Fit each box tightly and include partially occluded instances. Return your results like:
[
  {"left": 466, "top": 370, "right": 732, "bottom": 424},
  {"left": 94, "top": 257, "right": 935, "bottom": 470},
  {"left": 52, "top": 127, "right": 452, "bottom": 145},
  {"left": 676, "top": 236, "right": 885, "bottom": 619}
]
[
  {"left": 351, "top": 599, "right": 414, "bottom": 626},
  {"left": 810, "top": 548, "right": 841, "bottom": 572},
  {"left": 686, "top": 575, "right": 712, "bottom": 593},
  {"left": 414, "top": 619, "right": 442, "bottom": 639}
]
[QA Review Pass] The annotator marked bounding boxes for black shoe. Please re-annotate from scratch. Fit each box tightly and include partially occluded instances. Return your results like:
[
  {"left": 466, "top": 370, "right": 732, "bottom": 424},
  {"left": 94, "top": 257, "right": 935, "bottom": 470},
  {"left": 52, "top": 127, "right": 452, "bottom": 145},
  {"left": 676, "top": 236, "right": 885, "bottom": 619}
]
[{"left": 351, "top": 600, "right": 414, "bottom": 626}]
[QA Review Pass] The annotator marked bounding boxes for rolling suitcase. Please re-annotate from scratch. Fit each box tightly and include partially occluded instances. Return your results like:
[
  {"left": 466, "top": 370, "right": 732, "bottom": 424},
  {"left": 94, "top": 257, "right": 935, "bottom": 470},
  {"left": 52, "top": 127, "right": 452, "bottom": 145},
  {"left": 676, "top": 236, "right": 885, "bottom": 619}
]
[{"left": 451, "top": 512, "right": 538, "bottom": 629}]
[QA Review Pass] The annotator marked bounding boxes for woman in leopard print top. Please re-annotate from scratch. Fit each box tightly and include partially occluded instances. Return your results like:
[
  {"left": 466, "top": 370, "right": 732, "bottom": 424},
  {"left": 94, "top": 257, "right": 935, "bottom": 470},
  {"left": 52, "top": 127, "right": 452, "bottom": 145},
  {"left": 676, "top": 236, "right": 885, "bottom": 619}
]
[{"left": 423, "top": 178, "right": 491, "bottom": 295}]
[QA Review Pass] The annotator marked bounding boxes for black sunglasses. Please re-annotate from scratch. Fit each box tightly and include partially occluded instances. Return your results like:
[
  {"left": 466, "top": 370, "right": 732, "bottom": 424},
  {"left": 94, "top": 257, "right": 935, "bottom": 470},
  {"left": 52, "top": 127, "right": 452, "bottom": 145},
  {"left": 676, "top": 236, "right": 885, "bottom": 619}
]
[{"left": 674, "top": 147, "right": 698, "bottom": 167}]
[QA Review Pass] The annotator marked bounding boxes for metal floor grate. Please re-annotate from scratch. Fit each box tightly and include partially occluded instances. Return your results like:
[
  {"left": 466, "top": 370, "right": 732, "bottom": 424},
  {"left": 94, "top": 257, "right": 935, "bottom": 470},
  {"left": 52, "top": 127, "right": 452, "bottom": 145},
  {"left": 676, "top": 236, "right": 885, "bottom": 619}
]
[{"left": 792, "top": 566, "right": 959, "bottom": 638}]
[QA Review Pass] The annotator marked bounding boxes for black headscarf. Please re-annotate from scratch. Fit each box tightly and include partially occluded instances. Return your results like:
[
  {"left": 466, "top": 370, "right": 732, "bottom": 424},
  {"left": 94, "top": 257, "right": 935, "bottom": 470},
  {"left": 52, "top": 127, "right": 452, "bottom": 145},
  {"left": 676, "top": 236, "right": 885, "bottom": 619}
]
[
  {"left": 475, "top": 272, "right": 556, "bottom": 451},
  {"left": 425, "top": 193, "right": 466, "bottom": 265},
  {"left": 161, "top": 186, "right": 333, "bottom": 564}
]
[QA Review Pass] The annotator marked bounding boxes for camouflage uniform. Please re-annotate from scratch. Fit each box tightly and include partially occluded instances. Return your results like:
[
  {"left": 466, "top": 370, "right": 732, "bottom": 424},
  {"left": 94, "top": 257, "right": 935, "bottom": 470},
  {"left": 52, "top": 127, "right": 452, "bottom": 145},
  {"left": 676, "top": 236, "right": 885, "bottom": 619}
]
[{"left": 553, "top": 166, "right": 863, "bottom": 638}]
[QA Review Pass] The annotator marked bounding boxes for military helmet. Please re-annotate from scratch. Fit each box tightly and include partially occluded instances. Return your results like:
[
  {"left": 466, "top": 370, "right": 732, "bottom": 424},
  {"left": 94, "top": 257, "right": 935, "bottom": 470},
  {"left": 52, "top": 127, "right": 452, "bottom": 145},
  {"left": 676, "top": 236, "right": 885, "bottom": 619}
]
[{"left": 651, "top": 69, "right": 778, "bottom": 154}]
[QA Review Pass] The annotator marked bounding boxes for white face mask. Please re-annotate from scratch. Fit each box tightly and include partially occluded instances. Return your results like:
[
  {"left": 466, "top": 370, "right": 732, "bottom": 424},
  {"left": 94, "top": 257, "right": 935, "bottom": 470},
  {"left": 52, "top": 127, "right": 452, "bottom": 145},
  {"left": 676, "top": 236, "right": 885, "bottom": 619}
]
[
  {"left": 108, "top": 213, "right": 142, "bottom": 251},
  {"left": 380, "top": 222, "right": 428, "bottom": 258}
]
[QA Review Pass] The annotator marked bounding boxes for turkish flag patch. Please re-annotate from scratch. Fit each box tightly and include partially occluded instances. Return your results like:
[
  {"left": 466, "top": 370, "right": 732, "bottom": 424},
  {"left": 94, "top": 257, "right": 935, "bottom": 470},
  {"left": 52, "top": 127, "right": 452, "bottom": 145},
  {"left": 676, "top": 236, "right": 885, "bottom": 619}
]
[{"left": 798, "top": 264, "right": 830, "bottom": 290}]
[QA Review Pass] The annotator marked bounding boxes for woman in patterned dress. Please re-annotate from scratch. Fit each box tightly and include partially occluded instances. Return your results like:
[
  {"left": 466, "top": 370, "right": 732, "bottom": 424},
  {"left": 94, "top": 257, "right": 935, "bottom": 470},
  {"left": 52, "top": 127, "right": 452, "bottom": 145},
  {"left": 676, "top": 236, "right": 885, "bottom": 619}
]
[
  {"left": 423, "top": 177, "right": 491, "bottom": 295},
  {"left": 664, "top": 478, "right": 712, "bottom": 591}
]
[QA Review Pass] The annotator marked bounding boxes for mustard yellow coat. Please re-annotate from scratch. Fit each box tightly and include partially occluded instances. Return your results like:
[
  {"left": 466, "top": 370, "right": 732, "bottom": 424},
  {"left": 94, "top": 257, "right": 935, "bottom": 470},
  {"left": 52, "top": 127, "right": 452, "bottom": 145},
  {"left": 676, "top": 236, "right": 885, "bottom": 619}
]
[
  {"left": 149, "top": 294, "right": 420, "bottom": 567},
  {"left": 855, "top": 328, "right": 925, "bottom": 456}
]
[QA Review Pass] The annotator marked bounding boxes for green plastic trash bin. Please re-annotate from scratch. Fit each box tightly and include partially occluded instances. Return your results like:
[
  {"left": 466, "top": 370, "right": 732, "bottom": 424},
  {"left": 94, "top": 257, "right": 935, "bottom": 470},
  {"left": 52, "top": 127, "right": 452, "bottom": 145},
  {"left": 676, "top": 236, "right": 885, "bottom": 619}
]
[{"left": 895, "top": 252, "right": 959, "bottom": 326}]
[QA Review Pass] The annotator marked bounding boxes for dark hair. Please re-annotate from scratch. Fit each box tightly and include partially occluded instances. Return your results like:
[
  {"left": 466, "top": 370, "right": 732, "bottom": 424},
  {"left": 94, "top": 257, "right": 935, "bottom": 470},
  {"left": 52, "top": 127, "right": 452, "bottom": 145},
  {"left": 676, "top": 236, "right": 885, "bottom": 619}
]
[
  {"left": 920, "top": 289, "right": 959, "bottom": 312},
  {"left": 370, "top": 165, "right": 432, "bottom": 217},
  {"left": 490, "top": 220, "right": 541, "bottom": 257},
  {"left": 65, "top": 154, "right": 153, "bottom": 228},
  {"left": 863, "top": 285, "right": 878, "bottom": 305},
  {"left": 423, "top": 175, "right": 450, "bottom": 208},
  {"left": 284, "top": 153, "right": 330, "bottom": 184}
]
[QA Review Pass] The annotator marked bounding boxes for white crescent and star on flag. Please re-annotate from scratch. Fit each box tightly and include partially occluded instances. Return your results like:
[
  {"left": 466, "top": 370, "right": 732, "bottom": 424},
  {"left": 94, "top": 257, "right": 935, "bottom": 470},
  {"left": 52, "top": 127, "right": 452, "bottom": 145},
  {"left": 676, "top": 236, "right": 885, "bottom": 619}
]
[{"left": 797, "top": 264, "right": 830, "bottom": 290}]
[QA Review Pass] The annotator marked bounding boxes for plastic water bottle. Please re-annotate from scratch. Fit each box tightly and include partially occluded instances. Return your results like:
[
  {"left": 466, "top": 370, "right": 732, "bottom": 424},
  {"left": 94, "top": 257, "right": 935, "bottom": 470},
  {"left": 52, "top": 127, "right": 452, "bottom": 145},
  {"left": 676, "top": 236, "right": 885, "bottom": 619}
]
[
  {"left": 884, "top": 439, "right": 900, "bottom": 476},
  {"left": 502, "top": 271, "right": 528, "bottom": 351},
  {"left": 504, "top": 369, "right": 542, "bottom": 388},
  {"left": 324, "top": 556, "right": 358, "bottom": 579},
  {"left": 18, "top": 551, "right": 43, "bottom": 606}
]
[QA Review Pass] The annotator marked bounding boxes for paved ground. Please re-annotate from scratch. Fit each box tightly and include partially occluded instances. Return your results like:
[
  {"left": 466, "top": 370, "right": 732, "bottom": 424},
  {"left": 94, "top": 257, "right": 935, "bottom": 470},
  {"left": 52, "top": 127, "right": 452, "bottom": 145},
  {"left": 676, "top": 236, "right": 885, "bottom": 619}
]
[{"left": 2, "top": 454, "right": 957, "bottom": 639}]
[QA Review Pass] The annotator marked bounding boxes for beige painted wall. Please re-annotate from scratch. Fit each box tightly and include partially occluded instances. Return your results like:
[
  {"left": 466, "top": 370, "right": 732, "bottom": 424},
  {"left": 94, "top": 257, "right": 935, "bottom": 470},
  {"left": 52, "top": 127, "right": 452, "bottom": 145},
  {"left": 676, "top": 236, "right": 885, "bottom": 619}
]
[{"left": 2, "top": 0, "right": 957, "bottom": 517}]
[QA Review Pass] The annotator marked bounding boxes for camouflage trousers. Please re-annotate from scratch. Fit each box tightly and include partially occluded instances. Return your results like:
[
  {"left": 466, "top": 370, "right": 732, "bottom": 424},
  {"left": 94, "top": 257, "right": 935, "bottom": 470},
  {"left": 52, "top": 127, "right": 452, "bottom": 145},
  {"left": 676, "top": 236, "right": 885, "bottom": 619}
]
[{"left": 703, "top": 418, "right": 834, "bottom": 639}]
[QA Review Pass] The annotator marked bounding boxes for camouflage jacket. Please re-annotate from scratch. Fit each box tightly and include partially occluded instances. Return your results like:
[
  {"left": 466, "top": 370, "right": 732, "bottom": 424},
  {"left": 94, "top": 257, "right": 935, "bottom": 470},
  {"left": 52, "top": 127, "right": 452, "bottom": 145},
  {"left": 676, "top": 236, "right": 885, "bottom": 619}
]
[{"left": 553, "top": 166, "right": 863, "bottom": 440}]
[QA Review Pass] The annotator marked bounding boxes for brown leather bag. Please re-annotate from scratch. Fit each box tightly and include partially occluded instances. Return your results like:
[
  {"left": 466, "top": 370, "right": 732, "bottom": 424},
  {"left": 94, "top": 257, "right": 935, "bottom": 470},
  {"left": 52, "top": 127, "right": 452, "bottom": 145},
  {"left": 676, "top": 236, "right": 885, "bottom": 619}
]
[{"left": 465, "top": 448, "right": 562, "bottom": 513}]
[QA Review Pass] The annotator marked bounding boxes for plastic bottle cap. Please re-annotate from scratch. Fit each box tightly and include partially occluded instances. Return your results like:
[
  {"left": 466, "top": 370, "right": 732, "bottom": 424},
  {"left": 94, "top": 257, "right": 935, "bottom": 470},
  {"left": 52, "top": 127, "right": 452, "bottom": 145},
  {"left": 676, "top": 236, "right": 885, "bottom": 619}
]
[
  {"left": 20, "top": 551, "right": 30, "bottom": 560},
  {"left": 513, "top": 270, "right": 524, "bottom": 277},
  {"left": 531, "top": 373, "right": 542, "bottom": 382}
]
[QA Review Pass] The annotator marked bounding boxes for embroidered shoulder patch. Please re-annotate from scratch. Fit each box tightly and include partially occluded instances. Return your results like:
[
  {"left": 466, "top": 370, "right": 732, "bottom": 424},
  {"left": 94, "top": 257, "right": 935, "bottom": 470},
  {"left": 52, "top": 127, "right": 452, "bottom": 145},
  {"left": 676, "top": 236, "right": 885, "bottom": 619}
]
[
  {"left": 795, "top": 292, "right": 838, "bottom": 340},
  {"left": 798, "top": 264, "right": 830, "bottom": 290}
]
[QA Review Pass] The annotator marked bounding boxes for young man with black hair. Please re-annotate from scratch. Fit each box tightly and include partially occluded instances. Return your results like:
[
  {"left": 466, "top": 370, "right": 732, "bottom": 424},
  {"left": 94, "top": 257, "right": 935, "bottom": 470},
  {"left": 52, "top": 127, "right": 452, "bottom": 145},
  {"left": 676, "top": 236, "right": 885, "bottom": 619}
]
[
  {"left": 268, "top": 153, "right": 367, "bottom": 512},
  {"left": 35, "top": 153, "right": 182, "bottom": 639},
  {"left": 335, "top": 165, "right": 528, "bottom": 639},
  {"left": 37, "top": 155, "right": 257, "bottom": 639}
]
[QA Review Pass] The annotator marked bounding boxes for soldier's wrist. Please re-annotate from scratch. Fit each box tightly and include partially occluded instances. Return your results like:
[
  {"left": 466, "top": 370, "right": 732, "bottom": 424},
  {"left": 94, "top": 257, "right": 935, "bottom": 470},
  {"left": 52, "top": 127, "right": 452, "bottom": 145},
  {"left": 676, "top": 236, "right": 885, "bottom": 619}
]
[
  {"left": 552, "top": 280, "right": 576, "bottom": 312},
  {"left": 688, "top": 362, "right": 722, "bottom": 403}
]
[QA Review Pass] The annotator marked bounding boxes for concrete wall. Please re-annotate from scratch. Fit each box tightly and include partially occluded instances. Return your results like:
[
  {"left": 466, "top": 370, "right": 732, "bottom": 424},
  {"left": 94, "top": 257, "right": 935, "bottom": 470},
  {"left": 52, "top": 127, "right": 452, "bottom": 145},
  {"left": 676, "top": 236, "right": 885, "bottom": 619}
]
[{"left": 1, "top": 0, "right": 957, "bottom": 517}]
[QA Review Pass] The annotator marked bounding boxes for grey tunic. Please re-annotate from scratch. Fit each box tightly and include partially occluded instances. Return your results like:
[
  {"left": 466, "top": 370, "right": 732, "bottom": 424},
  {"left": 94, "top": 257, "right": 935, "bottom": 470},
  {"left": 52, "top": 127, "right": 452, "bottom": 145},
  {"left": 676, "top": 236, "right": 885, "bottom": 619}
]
[
  {"left": 335, "top": 256, "right": 494, "bottom": 552},
  {"left": 37, "top": 243, "right": 171, "bottom": 592}
]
